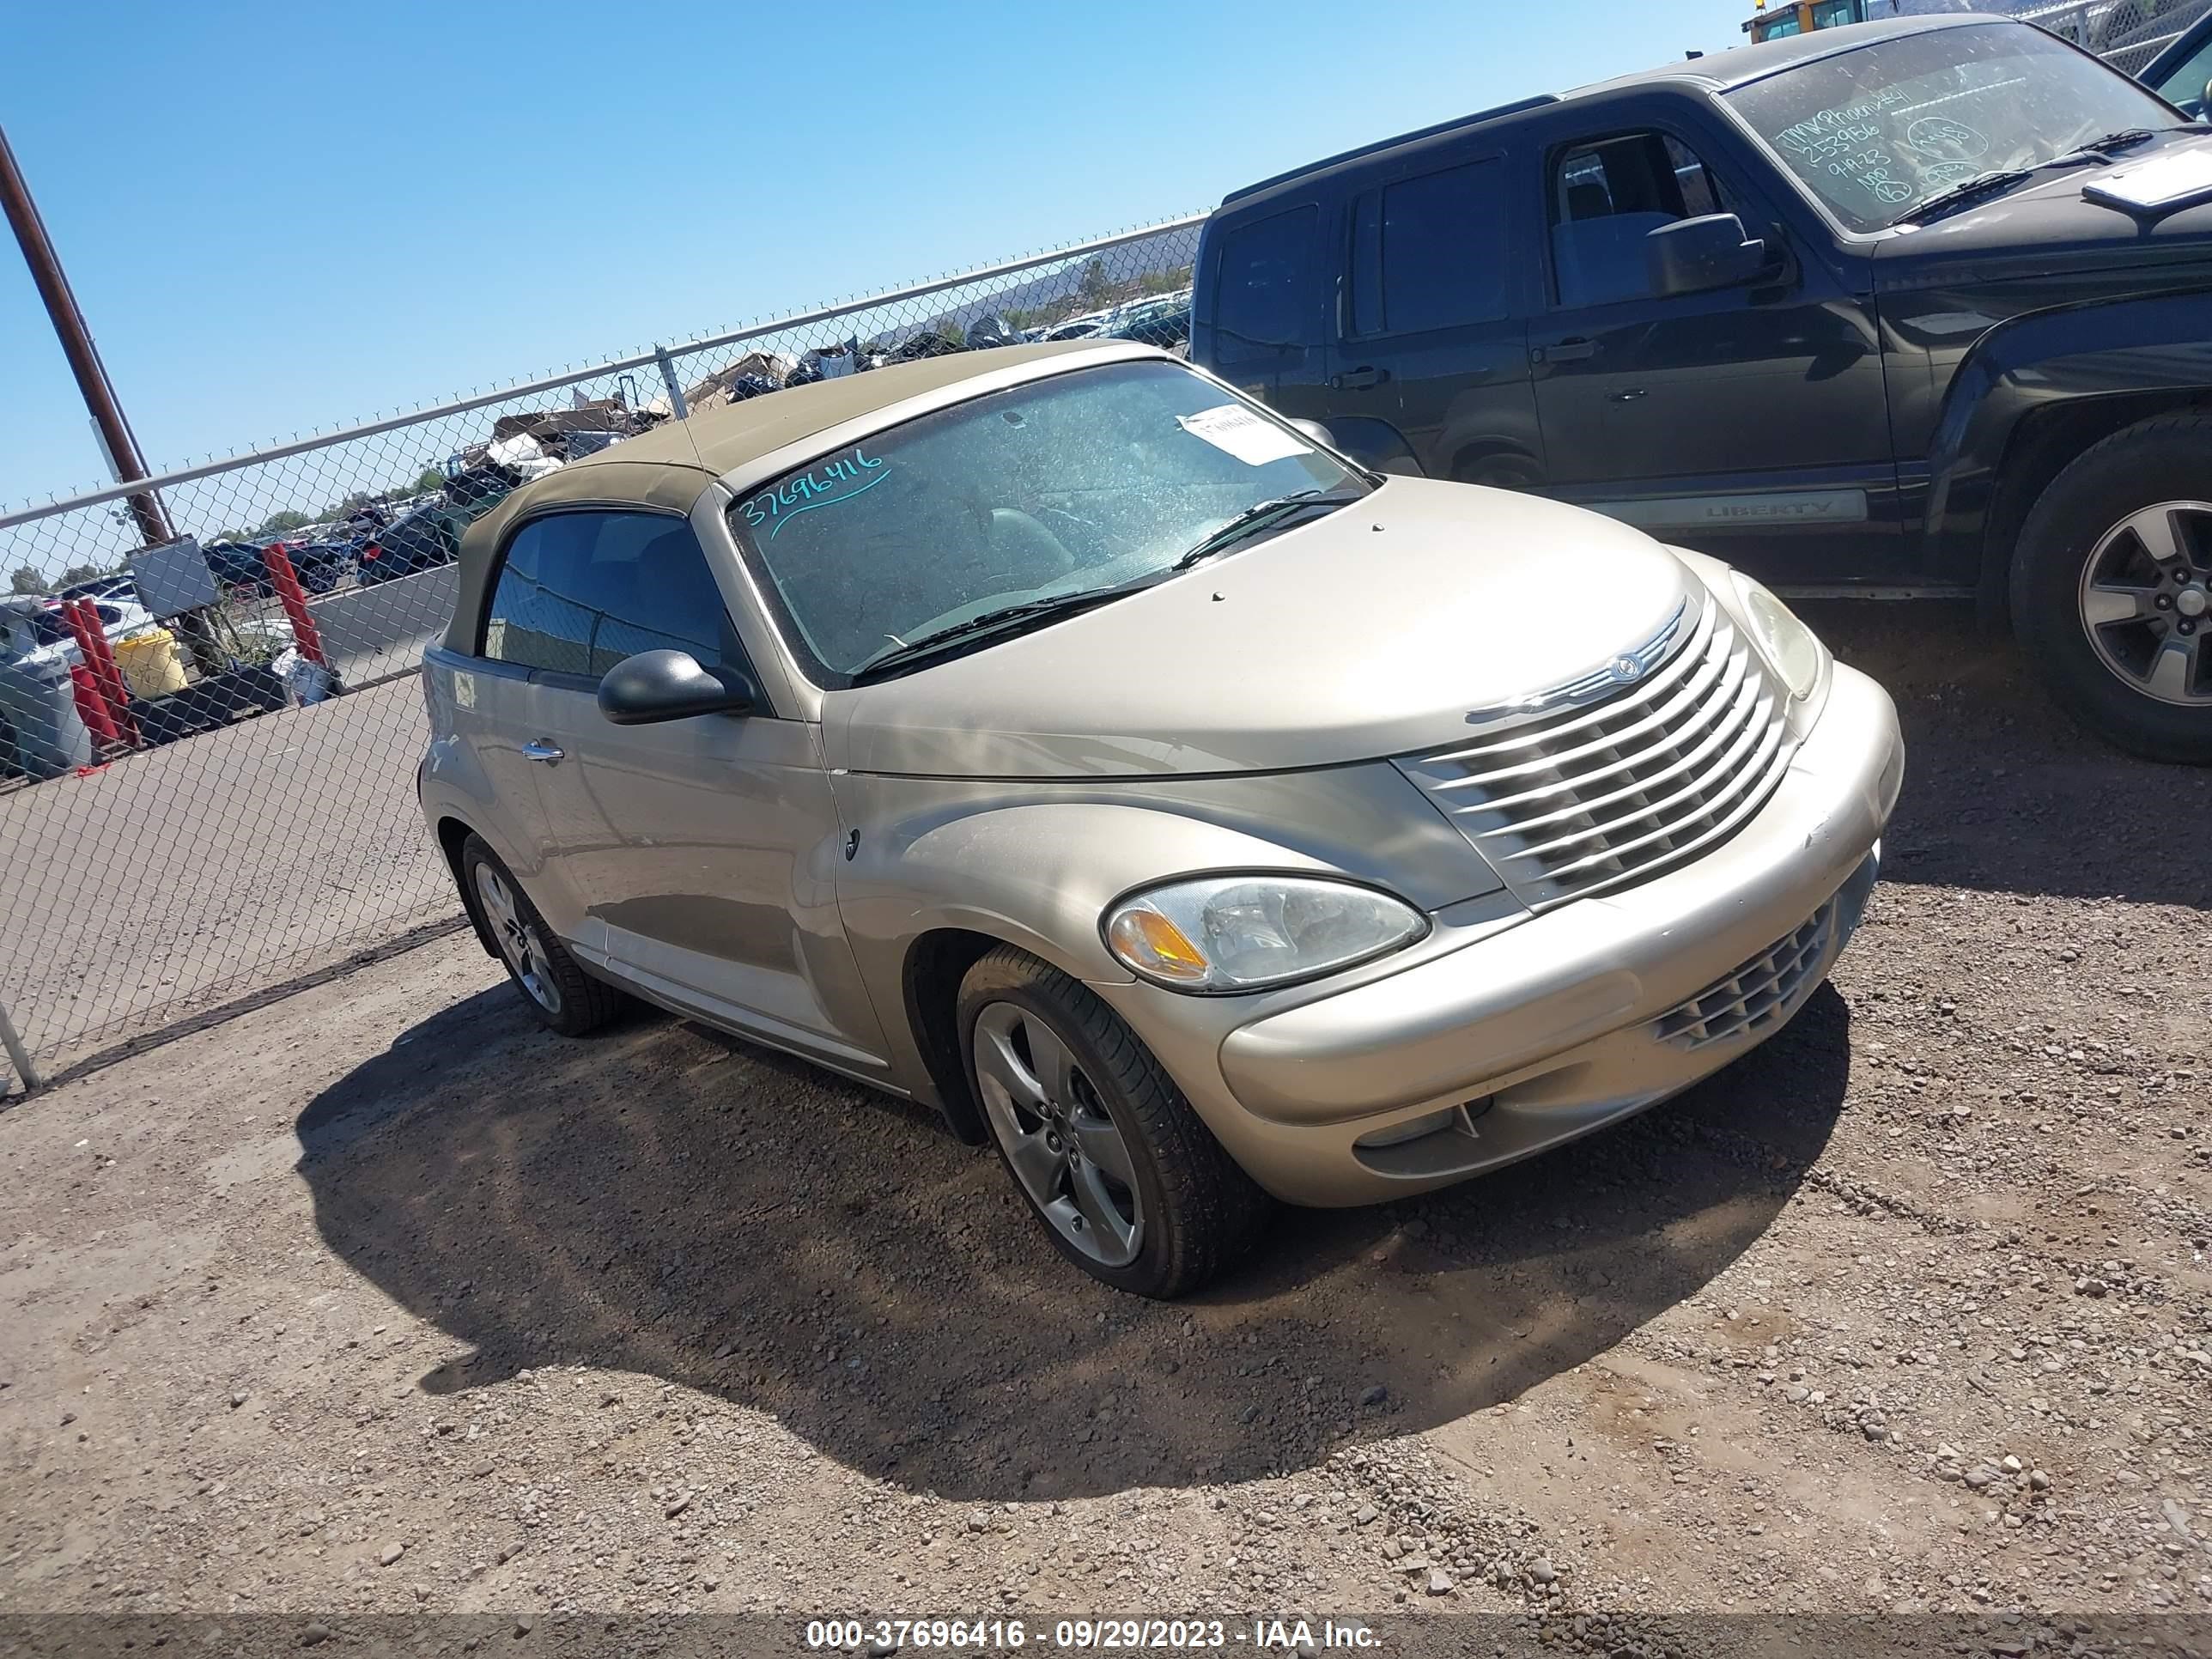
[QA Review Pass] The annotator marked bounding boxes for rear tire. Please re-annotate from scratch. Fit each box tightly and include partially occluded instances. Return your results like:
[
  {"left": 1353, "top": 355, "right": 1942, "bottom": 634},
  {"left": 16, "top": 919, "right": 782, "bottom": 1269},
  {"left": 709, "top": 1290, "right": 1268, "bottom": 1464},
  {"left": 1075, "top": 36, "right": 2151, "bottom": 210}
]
[
  {"left": 459, "top": 834, "right": 625, "bottom": 1036},
  {"left": 957, "top": 945, "right": 1269, "bottom": 1297},
  {"left": 2012, "top": 415, "right": 2212, "bottom": 764}
]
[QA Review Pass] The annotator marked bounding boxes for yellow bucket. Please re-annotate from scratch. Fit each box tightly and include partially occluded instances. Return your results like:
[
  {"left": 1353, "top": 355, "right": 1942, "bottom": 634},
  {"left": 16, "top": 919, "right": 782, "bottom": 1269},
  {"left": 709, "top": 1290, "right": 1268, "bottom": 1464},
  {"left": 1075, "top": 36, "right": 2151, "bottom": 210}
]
[{"left": 113, "top": 629, "right": 188, "bottom": 701}]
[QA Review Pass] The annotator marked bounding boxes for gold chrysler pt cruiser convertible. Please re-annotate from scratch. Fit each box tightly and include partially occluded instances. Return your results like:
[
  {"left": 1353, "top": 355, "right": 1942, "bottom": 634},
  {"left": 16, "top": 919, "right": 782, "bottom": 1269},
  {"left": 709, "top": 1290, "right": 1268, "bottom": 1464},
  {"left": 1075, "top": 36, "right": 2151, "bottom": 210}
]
[{"left": 416, "top": 340, "right": 1904, "bottom": 1296}]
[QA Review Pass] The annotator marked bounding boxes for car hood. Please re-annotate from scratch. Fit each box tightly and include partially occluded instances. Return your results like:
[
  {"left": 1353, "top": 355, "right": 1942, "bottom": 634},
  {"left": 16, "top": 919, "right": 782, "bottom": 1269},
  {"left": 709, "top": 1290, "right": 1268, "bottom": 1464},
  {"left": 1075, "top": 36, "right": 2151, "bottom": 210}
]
[
  {"left": 827, "top": 477, "right": 1701, "bottom": 779},
  {"left": 1873, "top": 132, "right": 2212, "bottom": 299}
]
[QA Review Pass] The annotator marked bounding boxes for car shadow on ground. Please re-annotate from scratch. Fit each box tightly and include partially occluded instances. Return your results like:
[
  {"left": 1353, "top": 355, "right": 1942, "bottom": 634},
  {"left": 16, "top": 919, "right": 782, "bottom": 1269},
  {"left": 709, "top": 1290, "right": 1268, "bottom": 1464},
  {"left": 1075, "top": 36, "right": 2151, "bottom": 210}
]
[
  {"left": 1802, "top": 599, "right": 2212, "bottom": 908},
  {"left": 298, "top": 971, "right": 1850, "bottom": 1503}
]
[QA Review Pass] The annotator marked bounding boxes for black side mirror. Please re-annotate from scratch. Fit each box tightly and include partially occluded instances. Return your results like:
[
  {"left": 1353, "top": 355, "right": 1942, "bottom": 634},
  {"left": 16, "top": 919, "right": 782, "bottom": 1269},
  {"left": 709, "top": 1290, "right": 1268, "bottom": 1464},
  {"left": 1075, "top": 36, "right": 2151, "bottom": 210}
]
[
  {"left": 598, "top": 649, "right": 756, "bottom": 725},
  {"left": 1647, "top": 213, "right": 1770, "bottom": 298}
]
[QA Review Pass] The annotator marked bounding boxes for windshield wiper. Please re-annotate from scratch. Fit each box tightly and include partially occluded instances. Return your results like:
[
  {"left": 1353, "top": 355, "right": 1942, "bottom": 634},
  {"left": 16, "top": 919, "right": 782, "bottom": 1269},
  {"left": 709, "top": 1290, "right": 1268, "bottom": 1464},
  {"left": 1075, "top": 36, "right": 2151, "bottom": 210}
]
[
  {"left": 1898, "top": 131, "right": 2169, "bottom": 227},
  {"left": 2069, "top": 128, "right": 2160, "bottom": 156},
  {"left": 1896, "top": 168, "right": 2033, "bottom": 225},
  {"left": 1170, "top": 487, "right": 1365, "bottom": 572},
  {"left": 849, "top": 587, "right": 1139, "bottom": 678}
]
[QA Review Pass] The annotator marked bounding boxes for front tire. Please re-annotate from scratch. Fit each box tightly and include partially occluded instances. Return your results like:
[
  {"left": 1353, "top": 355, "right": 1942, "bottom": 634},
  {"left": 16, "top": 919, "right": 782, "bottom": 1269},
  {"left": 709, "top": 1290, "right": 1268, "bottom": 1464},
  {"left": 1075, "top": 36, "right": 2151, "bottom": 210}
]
[
  {"left": 957, "top": 946, "right": 1269, "bottom": 1297},
  {"left": 459, "top": 835, "right": 625, "bottom": 1036},
  {"left": 2013, "top": 415, "right": 2212, "bottom": 763}
]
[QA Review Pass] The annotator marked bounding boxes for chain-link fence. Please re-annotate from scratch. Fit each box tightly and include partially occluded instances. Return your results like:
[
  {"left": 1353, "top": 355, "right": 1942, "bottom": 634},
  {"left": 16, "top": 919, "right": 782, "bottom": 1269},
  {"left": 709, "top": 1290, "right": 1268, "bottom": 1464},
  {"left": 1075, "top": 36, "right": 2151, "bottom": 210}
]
[
  {"left": 2020, "top": 0, "right": 2212, "bottom": 74},
  {"left": 0, "top": 213, "right": 1203, "bottom": 1088}
]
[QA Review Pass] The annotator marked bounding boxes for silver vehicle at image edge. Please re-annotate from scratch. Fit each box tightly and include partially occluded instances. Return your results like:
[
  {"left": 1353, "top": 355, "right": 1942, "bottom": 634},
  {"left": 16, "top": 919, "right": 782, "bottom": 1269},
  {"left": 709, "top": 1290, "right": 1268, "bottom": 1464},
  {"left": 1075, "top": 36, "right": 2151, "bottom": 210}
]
[{"left": 416, "top": 341, "right": 1904, "bottom": 1297}]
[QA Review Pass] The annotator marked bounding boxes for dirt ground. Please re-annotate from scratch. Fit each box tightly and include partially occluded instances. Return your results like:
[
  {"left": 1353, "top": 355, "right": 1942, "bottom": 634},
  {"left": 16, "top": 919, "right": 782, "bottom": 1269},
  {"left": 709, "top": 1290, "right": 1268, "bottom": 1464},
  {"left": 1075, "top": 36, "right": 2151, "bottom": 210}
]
[{"left": 2, "top": 605, "right": 2208, "bottom": 1650}]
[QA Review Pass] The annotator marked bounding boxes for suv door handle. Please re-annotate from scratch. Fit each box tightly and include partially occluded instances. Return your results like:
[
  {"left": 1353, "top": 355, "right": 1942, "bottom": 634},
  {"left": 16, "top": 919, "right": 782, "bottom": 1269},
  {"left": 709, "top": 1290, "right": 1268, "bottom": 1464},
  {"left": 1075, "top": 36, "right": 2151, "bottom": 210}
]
[
  {"left": 1330, "top": 365, "right": 1389, "bottom": 390},
  {"left": 520, "top": 739, "right": 565, "bottom": 764},
  {"left": 1534, "top": 337, "right": 1597, "bottom": 363}
]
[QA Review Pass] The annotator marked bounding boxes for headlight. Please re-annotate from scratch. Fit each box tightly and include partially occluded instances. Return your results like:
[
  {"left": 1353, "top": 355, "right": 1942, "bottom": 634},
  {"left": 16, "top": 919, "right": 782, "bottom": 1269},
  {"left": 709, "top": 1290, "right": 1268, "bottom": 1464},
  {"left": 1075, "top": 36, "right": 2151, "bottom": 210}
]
[
  {"left": 1103, "top": 874, "right": 1428, "bottom": 994},
  {"left": 1730, "top": 571, "right": 1826, "bottom": 701}
]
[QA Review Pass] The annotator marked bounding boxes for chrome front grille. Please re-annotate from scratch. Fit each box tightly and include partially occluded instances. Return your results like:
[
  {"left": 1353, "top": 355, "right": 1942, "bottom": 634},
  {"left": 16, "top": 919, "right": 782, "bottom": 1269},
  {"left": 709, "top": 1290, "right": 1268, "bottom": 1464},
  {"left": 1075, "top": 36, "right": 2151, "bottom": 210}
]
[
  {"left": 1395, "top": 596, "right": 1796, "bottom": 908},
  {"left": 1651, "top": 899, "right": 1836, "bottom": 1052}
]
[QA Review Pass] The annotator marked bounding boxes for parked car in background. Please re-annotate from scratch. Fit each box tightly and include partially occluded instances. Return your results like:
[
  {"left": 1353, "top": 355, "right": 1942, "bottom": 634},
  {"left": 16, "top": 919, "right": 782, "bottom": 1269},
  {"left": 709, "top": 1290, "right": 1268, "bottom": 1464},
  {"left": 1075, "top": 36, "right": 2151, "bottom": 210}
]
[
  {"left": 359, "top": 463, "right": 537, "bottom": 584},
  {"left": 1036, "top": 312, "right": 1115, "bottom": 341},
  {"left": 201, "top": 535, "right": 352, "bottom": 596},
  {"left": 57, "top": 573, "right": 141, "bottom": 605},
  {"left": 1105, "top": 292, "right": 1193, "bottom": 351},
  {"left": 356, "top": 503, "right": 467, "bottom": 585},
  {"left": 1192, "top": 15, "right": 2212, "bottom": 762},
  {"left": 416, "top": 340, "right": 1899, "bottom": 1297}
]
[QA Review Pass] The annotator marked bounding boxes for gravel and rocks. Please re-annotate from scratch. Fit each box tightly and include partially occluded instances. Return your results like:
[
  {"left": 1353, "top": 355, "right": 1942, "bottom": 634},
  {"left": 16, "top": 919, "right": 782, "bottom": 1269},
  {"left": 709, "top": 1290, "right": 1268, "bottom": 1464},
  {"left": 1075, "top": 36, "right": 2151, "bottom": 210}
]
[{"left": 0, "top": 605, "right": 2206, "bottom": 1625}]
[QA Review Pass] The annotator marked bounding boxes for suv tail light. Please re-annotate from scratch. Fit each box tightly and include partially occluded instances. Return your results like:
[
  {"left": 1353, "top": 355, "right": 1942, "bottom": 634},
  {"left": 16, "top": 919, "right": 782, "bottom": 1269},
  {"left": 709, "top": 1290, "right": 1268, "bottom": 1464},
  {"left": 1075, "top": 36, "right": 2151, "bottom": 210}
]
[{"left": 362, "top": 543, "right": 381, "bottom": 562}]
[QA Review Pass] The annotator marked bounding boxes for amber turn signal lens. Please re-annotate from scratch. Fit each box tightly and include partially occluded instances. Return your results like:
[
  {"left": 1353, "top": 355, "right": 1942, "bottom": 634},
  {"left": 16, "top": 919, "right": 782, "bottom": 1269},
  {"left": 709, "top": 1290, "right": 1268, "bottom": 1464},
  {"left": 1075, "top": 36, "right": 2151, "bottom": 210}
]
[{"left": 1106, "top": 907, "right": 1211, "bottom": 983}]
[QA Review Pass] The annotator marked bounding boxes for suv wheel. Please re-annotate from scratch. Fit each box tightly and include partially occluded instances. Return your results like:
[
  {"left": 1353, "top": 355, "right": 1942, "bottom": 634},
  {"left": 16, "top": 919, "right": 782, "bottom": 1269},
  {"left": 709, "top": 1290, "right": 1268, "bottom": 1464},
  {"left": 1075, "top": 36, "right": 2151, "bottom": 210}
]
[
  {"left": 957, "top": 945, "right": 1269, "bottom": 1297},
  {"left": 2014, "top": 415, "right": 2212, "bottom": 763},
  {"left": 459, "top": 834, "right": 625, "bottom": 1036}
]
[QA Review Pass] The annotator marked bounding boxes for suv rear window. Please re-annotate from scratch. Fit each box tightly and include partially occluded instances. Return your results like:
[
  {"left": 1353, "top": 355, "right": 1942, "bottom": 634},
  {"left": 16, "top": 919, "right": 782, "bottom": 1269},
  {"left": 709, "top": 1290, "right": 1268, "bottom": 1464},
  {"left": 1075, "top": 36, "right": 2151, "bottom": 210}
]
[{"left": 1210, "top": 205, "right": 1318, "bottom": 353}]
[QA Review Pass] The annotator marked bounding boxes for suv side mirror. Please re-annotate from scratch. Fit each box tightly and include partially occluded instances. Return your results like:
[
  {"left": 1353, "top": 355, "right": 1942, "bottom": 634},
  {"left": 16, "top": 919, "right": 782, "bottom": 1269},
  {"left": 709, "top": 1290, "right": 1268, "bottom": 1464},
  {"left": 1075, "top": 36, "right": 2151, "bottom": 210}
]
[
  {"left": 1646, "top": 213, "right": 1769, "bottom": 298},
  {"left": 598, "top": 649, "right": 756, "bottom": 725},
  {"left": 1287, "top": 417, "right": 1337, "bottom": 447}
]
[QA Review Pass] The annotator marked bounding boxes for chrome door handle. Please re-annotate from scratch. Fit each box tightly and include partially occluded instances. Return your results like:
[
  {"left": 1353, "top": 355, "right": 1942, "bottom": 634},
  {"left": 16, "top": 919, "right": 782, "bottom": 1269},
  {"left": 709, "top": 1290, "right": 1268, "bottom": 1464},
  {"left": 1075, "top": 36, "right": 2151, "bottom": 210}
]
[{"left": 520, "top": 739, "right": 565, "bottom": 764}]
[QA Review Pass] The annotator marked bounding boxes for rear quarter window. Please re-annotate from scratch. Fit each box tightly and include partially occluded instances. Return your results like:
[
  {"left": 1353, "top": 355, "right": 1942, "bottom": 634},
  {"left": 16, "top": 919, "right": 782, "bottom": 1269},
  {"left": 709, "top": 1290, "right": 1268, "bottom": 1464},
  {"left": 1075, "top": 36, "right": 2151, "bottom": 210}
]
[{"left": 1208, "top": 205, "right": 1321, "bottom": 356}]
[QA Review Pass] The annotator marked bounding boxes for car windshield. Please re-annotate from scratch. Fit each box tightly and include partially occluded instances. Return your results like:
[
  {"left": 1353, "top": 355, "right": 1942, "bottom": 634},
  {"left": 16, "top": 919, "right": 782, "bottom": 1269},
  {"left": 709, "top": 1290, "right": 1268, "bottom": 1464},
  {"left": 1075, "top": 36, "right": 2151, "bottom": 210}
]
[
  {"left": 728, "top": 360, "right": 1366, "bottom": 682},
  {"left": 1725, "top": 23, "right": 2182, "bottom": 232}
]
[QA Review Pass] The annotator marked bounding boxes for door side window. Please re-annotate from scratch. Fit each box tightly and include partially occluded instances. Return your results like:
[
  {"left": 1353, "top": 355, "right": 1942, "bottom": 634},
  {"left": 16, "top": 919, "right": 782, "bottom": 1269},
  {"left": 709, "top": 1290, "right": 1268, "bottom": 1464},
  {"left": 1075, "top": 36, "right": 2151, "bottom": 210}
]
[
  {"left": 1349, "top": 157, "right": 1511, "bottom": 336},
  {"left": 2153, "top": 31, "right": 2212, "bottom": 115},
  {"left": 1548, "top": 131, "right": 1735, "bottom": 309},
  {"left": 1210, "top": 204, "right": 1320, "bottom": 359},
  {"left": 482, "top": 511, "right": 750, "bottom": 682}
]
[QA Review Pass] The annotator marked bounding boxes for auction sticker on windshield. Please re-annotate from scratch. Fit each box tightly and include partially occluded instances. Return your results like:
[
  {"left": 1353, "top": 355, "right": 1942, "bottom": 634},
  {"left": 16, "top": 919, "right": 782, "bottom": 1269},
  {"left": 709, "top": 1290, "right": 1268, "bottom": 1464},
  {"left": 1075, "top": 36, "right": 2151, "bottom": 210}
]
[{"left": 1176, "top": 404, "right": 1312, "bottom": 466}]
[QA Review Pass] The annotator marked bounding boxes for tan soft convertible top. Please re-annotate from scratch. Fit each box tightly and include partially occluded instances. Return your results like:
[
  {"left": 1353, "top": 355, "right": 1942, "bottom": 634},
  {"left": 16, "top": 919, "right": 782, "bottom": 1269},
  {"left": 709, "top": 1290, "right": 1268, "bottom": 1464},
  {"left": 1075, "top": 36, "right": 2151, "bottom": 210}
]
[{"left": 442, "top": 341, "right": 1110, "bottom": 655}]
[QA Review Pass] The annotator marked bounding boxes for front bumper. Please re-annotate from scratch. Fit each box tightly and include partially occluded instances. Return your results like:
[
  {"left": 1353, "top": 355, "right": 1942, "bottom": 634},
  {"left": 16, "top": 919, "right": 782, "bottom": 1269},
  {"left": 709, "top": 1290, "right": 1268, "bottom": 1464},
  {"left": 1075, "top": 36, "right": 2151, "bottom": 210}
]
[{"left": 1094, "top": 663, "right": 1904, "bottom": 1206}]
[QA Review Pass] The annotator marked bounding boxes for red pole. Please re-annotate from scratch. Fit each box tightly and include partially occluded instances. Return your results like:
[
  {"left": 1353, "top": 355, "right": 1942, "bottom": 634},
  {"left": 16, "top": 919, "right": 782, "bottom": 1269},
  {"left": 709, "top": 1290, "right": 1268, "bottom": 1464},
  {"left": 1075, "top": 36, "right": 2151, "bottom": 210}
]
[
  {"left": 263, "top": 544, "right": 327, "bottom": 667},
  {"left": 63, "top": 599, "right": 136, "bottom": 744},
  {"left": 68, "top": 663, "right": 119, "bottom": 748}
]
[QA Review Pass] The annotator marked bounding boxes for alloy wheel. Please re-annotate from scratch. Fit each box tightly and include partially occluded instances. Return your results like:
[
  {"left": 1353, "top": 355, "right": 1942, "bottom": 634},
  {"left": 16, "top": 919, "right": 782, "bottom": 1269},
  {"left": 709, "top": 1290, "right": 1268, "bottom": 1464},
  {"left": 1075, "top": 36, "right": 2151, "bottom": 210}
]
[
  {"left": 474, "top": 862, "right": 562, "bottom": 1015},
  {"left": 2077, "top": 501, "right": 2212, "bottom": 707},
  {"left": 971, "top": 1000, "right": 1143, "bottom": 1268}
]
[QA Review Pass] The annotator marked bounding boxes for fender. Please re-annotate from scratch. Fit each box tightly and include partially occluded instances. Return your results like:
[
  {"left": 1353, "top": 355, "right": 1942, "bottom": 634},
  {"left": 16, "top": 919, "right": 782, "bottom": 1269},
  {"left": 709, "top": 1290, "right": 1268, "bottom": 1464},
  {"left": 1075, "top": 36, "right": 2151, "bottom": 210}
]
[
  {"left": 416, "top": 741, "right": 529, "bottom": 963},
  {"left": 829, "top": 776, "right": 1504, "bottom": 1120},
  {"left": 416, "top": 660, "right": 545, "bottom": 959},
  {"left": 1917, "top": 290, "right": 2212, "bottom": 596}
]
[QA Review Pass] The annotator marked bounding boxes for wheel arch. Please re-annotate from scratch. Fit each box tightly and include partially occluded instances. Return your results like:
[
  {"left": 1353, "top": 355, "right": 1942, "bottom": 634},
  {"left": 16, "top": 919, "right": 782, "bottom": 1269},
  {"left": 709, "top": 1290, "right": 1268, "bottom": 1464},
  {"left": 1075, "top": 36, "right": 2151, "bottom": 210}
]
[
  {"left": 1447, "top": 438, "right": 1541, "bottom": 489},
  {"left": 433, "top": 812, "right": 502, "bottom": 960},
  {"left": 899, "top": 927, "right": 1012, "bottom": 1146},
  {"left": 1979, "top": 392, "right": 2212, "bottom": 624},
  {"left": 1915, "top": 293, "right": 2212, "bottom": 614}
]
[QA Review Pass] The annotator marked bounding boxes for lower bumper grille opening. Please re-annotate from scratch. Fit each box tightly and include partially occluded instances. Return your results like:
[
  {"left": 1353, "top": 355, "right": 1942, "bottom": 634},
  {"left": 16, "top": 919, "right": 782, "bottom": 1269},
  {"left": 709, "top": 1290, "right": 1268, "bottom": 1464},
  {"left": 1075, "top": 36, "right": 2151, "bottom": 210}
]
[
  {"left": 1652, "top": 898, "right": 1837, "bottom": 1053},
  {"left": 1352, "top": 1098, "right": 1494, "bottom": 1175}
]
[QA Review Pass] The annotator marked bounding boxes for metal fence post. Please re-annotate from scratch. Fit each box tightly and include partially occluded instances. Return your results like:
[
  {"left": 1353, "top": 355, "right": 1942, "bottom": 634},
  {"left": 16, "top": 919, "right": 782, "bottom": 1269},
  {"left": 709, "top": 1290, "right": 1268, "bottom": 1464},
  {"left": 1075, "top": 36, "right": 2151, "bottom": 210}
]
[
  {"left": 653, "top": 345, "right": 690, "bottom": 420},
  {"left": 0, "top": 997, "right": 40, "bottom": 1095}
]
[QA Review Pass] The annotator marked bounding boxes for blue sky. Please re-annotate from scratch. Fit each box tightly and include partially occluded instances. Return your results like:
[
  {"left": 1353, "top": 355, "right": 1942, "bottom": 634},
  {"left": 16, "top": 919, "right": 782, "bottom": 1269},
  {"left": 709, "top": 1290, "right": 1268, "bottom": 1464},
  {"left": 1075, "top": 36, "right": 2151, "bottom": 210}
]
[{"left": 1, "top": 0, "right": 1748, "bottom": 509}]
